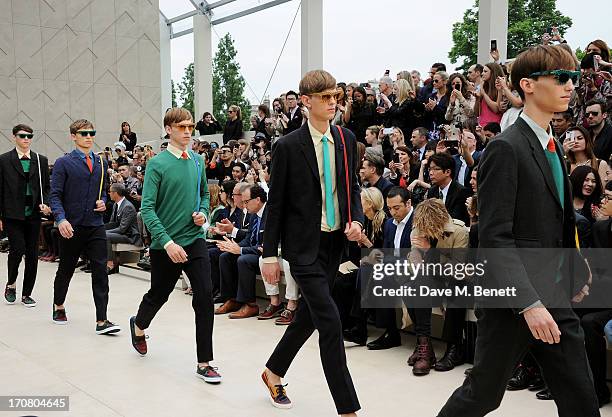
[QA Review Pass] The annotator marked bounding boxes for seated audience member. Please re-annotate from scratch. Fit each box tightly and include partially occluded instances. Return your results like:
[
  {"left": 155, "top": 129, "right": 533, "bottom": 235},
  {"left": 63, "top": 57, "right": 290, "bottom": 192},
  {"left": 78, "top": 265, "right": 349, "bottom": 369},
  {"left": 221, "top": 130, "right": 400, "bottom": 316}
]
[
  {"left": 570, "top": 165, "right": 603, "bottom": 223},
  {"left": 563, "top": 125, "right": 610, "bottom": 187},
  {"left": 105, "top": 184, "right": 141, "bottom": 274},
  {"left": 389, "top": 145, "right": 418, "bottom": 188},
  {"left": 407, "top": 198, "right": 469, "bottom": 375},
  {"left": 231, "top": 163, "right": 247, "bottom": 182},
  {"left": 592, "top": 181, "right": 612, "bottom": 248},
  {"left": 453, "top": 129, "right": 481, "bottom": 187},
  {"left": 423, "top": 71, "right": 450, "bottom": 131},
  {"left": 257, "top": 256, "right": 299, "bottom": 325},
  {"left": 117, "top": 163, "right": 140, "bottom": 195},
  {"left": 584, "top": 99, "right": 612, "bottom": 163},
  {"left": 215, "top": 185, "right": 266, "bottom": 318},
  {"left": 361, "top": 152, "right": 393, "bottom": 202},
  {"left": 426, "top": 152, "right": 471, "bottom": 224},
  {"left": 482, "top": 122, "right": 501, "bottom": 144},
  {"left": 209, "top": 144, "right": 236, "bottom": 182}
]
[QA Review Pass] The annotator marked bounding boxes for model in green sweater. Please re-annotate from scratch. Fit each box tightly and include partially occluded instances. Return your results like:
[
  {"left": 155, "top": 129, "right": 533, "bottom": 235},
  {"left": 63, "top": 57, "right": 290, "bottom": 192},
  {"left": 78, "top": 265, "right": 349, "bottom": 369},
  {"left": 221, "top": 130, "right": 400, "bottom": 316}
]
[{"left": 130, "top": 108, "right": 222, "bottom": 384}]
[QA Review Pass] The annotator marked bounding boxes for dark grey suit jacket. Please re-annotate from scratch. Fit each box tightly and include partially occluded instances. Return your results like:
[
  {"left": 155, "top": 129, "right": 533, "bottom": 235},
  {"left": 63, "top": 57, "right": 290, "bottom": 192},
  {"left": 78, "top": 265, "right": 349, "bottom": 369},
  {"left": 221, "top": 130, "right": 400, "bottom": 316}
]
[
  {"left": 477, "top": 117, "right": 588, "bottom": 311},
  {"left": 105, "top": 198, "right": 141, "bottom": 245}
]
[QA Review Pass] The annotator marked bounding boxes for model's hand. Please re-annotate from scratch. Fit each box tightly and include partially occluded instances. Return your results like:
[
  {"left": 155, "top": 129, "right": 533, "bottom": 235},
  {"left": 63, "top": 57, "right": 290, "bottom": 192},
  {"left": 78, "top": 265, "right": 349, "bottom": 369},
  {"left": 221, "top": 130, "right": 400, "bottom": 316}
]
[
  {"left": 262, "top": 261, "right": 281, "bottom": 285},
  {"left": 344, "top": 222, "right": 362, "bottom": 242},
  {"left": 59, "top": 220, "right": 74, "bottom": 239},
  {"left": 93, "top": 200, "right": 106, "bottom": 212},
  {"left": 39, "top": 204, "right": 52, "bottom": 216},
  {"left": 192, "top": 212, "right": 206, "bottom": 227},
  {"left": 166, "top": 242, "right": 188, "bottom": 263},
  {"left": 523, "top": 307, "right": 561, "bottom": 344}
]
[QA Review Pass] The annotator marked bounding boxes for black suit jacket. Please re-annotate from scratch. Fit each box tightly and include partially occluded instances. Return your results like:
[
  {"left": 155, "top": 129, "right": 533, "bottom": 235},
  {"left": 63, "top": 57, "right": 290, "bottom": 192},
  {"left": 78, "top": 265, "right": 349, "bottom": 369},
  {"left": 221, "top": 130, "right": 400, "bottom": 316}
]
[
  {"left": 283, "top": 108, "right": 303, "bottom": 134},
  {"left": 0, "top": 149, "right": 50, "bottom": 220},
  {"left": 382, "top": 214, "right": 413, "bottom": 249},
  {"left": 427, "top": 180, "right": 471, "bottom": 225},
  {"left": 105, "top": 199, "right": 141, "bottom": 245},
  {"left": 477, "top": 117, "right": 587, "bottom": 311},
  {"left": 592, "top": 218, "right": 612, "bottom": 248},
  {"left": 263, "top": 123, "right": 364, "bottom": 265},
  {"left": 239, "top": 207, "right": 266, "bottom": 255}
]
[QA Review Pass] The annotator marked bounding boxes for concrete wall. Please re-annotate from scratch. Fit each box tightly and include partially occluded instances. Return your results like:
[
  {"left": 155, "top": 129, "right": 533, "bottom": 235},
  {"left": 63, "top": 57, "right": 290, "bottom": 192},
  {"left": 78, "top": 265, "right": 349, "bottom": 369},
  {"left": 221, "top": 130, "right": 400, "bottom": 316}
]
[{"left": 0, "top": 0, "right": 163, "bottom": 161}]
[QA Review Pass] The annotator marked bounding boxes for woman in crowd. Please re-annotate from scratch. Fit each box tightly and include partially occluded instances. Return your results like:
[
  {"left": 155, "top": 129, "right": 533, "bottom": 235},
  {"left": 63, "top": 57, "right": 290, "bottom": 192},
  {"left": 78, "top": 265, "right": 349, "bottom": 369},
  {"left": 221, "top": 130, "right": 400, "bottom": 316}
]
[
  {"left": 119, "top": 122, "right": 137, "bottom": 152},
  {"left": 424, "top": 71, "right": 450, "bottom": 130},
  {"left": 389, "top": 145, "right": 418, "bottom": 188},
  {"left": 196, "top": 112, "right": 222, "bottom": 136},
  {"left": 380, "top": 78, "right": 424, "bottom": 137},
  {"left": 586, "top": 39, "right": 611, "bottom": 71},
  {"left": 223, "top": 105, "right": 243, "bottom": 144},
  {"left": 563, "top": 125, "right": 610, "bottom": 186},
  {"left": 445, "top": 73, "right": 475, "bottom": 131},
  {"left": 344, "top": 86, "right": 378, "bottom": 144},
  {"left": 333, "top": 84, "right": 347, "bottom": 126},
  {"left": 237, "top": 138, "right": 253, "bottom": 165},
  {"left": 255, "top": 104, "right": 272, "bottom": 140},
  {"left": 343, "top": 187, "right": 395, "bottom": 347},
  {"left": 570, "top": 165, "right": 603, "bottom": 223},
  {"left": 475, "top": 63, "right": 504, "bottom": 127},
  {"left": 497, "top": 66, "right": 523, "bottom": 131},
  {"left": 407, "top": 141, "right": 436, "bottom": 205}
]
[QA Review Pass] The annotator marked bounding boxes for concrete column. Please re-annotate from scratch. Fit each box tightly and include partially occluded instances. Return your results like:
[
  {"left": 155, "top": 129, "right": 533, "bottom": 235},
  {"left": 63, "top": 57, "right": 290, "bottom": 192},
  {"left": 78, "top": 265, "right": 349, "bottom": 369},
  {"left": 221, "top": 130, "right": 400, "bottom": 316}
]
[
  {"left": 193, "top": 14, "right": 213, "bottom": 121},
  {"left": 301, "top": 0, "right": 323, "bottom": 75},
  {"left": 159, "top": 14, "right": 172, "bottom": 119},
  {"left": 477, "top": 0, "right": 508, "bottom": 64}
]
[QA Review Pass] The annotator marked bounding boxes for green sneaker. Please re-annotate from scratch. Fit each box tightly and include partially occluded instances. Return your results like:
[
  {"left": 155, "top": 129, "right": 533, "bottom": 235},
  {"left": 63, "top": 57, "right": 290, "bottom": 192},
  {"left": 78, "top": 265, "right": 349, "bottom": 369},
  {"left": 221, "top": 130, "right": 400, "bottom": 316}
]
[
  {"left": 21, "top": 296, "right": 36, "bottom": 308},
  {"left": 4, "top": 286, "right": 16, "bottom": 304}
]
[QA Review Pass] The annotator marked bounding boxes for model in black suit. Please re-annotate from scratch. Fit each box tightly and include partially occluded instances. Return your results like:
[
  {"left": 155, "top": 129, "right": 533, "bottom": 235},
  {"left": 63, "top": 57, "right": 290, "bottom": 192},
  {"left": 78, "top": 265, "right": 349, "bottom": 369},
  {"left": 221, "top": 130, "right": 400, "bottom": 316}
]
[
  {"left": 0, "top": 125, "right": 51, "bottom": 306},
  {"left": 437, "top": 45, "right": 599, "bottom": 417},
  {"left": 261, "top": 71, "right": 364, "bottom": 416}
]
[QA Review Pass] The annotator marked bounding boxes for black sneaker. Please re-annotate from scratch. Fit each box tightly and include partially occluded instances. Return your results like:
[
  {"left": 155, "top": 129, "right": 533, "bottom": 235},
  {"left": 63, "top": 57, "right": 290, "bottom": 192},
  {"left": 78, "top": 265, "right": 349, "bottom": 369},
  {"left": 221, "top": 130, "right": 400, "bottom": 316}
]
[
  {"left": 96, "top": 320, "right": 121, "bottom": 335},
  {"left": 53, "top": 308, "right": 68, "bottom": 324},
  {"left": 4, "top": 286, "right": 16, "bottom": 304},
  {"left": 21, "top": 296, "right": 36, "bottom": 308},
  {"left": 196, "top": 366, "right": 222, "bottom": 384}
]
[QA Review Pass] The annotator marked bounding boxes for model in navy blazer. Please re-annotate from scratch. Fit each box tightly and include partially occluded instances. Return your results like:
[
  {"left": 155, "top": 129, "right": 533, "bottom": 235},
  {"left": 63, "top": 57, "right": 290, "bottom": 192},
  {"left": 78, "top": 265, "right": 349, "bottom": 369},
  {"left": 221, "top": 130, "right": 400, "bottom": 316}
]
[{"left": 50, "top": 149, "right": 109, "bottom": 227}]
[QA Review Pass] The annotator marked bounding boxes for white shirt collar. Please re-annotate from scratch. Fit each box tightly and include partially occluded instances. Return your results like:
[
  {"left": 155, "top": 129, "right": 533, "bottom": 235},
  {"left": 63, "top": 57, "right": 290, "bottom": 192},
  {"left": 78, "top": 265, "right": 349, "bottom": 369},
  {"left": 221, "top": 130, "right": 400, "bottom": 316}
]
[
  {"left": 440, "top": 180, "right": 452, "bottom": 193},
  {"left": 116, "top": 197, "right": 125, "bottom": 209},
  {"left": 308, "top": 121, "right": 333, "bottom": 144},
  {"left": 16, "top": 148, "right": 31, "bottom": 159},
  {"left": 256, "top": 203, "right": 266, "bottom": 219},
  {"left": 520, "top": 112, "right": 550, "bottom": 150},
  {"left": 393, "top": 207, "right": 414, "bottom": 226},
  {"left": 166, "top": 143, "right": 191, "bottom": 159}
]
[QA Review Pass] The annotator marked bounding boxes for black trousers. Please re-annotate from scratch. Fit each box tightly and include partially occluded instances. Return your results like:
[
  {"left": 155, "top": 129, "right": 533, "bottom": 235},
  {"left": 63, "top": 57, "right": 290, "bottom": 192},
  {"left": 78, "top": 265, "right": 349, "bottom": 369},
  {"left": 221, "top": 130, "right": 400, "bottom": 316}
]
[
  {"left": 219, "top": 251, "right": 259, "bottom": 303},
  {"left": 407, "top": 307, "right": 432, "bottom": 337},
  {"left": 5, "top": 217, "right": 41, "bottom": 297},
  {"left": 53, "top": 225, "right": 109, "bottom": 321},
  {"left": 437, "top": 307, "right": 600, "bottom": 417},
  {"left": 208, "top": 246, "right": 222, "bottom": 296},
  {"left": 576, "top": 308, "right": 612, "bottom": 404},
  {"left": 135, "top": 238, "right": 214, "bottom": 363},
  {"left": 442, "top": 308, "right": 467, "bottom": 345},
  {"left": 266, "top": 231, "right": 360, "bottom": 415}
]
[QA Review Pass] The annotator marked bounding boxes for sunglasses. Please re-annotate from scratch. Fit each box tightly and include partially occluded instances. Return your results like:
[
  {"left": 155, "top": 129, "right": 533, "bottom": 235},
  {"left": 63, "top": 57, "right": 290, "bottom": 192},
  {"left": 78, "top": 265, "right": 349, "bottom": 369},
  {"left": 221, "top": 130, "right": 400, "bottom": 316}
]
[
  {"left": 77, "top": 130, "right": 96, "bottom": 137},
  {"left": 309, "top": 89, "right": 341, "bottom": 103},
  {"left": 173, "top": 123, "right": 195, "bottom": 131},
  {"left": 528, "top": 69, "right": 580, "bottom": 85},
  {"left": 228, "top": 110, "right": 235, "bottom": 113},
  {"left": 16, "top": 133, "right": 34, "bottom": 139},
  {"left": 586, "top": 111, "right": 600, "bottom": 117}
]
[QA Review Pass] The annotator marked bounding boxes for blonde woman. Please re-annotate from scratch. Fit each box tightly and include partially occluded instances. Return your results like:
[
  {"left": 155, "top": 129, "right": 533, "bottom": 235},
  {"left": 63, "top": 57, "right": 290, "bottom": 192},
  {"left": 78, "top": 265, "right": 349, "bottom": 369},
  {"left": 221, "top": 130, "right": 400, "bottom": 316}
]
[
  {"left": 408, "top": 198, "right": 469, "bottom": 375},
  {"left": 237, "top": 138, "right": 253, "bottom": 164},
  {"left": 379, "top": 79, "right": 424, "bottom": 136},
  {"left": 223, "top": 104, "right": 242, "bottom": 144}
]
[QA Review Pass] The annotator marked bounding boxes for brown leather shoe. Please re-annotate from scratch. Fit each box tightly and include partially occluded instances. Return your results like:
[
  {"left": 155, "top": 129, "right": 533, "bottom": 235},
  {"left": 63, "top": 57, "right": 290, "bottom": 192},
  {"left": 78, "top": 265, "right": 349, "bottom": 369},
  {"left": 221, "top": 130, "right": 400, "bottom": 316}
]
[
  {"left": 258, "top": 303, "right": 284, "bottom": 320},
  {"left": 229, "top": 303, "right": 259, "bottom": 319},
  {"left": 274, "top": 308, "right": 296, "bottom": 325},
  {"left": 407, "top": 344, "right": 419, "bottom": 366},
  {"left": 412, "top": 336, "right": 436, "bottom": 376},
  {"left": 214, "top": 299, "right": 242, "bottom": 315}
]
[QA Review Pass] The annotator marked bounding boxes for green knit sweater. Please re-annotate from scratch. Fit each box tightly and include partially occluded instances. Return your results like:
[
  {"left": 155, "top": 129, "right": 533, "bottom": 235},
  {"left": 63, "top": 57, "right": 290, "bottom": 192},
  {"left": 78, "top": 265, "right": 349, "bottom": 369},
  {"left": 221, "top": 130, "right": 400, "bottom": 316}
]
[{"left": 141, "top": 150, "right": 210, "bottom": 250}]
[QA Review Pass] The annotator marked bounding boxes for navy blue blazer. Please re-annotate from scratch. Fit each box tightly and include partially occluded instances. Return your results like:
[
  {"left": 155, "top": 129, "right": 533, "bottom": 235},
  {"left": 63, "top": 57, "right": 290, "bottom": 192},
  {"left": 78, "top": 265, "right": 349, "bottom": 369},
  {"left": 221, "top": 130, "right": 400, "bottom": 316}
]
[
  {"left": 453, "top": 151, "right": 482, "bottom": 187},
  {"left": 50, "top": 150, "right": 108, "bottom": 227},
  {"left": 239, "top": 207, "right": 266, "bottom": 256},
  {"left": 382, "top": 213, "right": 413, "bottom": 249}
]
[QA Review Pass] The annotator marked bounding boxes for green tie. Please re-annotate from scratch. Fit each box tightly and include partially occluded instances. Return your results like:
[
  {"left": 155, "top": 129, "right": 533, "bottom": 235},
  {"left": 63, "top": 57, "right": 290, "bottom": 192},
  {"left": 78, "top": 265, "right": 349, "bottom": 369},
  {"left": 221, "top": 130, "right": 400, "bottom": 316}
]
[
  {"left": 322, "top": 135, "right": 335, "bottom": 229},
  {"left": 545, "top": 137, "right": 565, "bottom": 283}
]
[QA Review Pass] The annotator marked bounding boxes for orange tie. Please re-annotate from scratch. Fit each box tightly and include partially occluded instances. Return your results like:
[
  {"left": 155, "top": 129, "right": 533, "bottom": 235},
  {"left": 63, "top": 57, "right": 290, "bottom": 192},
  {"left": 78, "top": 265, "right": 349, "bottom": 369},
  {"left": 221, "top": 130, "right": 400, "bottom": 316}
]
[
  {"left": 181, "top": 152, "right": 188, "bottom": 160},
  {"left": 85, "top": 154, "right": 93, "bottom": 173},
  {"left": 547, "top": 137, "right": 556, "bottom": 152}
]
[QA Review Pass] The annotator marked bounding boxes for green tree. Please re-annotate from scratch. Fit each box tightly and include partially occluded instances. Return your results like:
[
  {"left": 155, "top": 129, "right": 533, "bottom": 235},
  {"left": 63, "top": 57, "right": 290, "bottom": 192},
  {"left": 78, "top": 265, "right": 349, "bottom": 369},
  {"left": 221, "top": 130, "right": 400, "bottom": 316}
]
[
  {"left": 449, "top": 0, "right": 572, "bottom": 72},
  {"left": 212, "top": 33, "right": 251, "bottom": 130},
  {"left": 171, "top": 79, "right": 178, "bottom": 108},
  {"left": 177, "top": 62, "right": 194, "bottom": 117}
]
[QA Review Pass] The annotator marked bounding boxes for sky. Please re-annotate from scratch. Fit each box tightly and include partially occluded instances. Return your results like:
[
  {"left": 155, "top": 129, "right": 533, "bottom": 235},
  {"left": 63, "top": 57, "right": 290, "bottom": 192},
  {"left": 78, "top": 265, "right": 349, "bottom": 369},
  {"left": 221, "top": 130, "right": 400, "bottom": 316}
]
[{"left": 159, "top": 0, "right": 612, "bottom": 105}]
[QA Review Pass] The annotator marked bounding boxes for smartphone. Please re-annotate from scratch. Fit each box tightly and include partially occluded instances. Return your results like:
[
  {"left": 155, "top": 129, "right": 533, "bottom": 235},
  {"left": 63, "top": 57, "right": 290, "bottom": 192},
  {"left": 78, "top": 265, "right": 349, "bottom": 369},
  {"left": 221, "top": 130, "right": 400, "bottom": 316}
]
[
  {"left": 594, "top": 56, "right": 600, "bottom": 72},
  {"left": 565, "top": 130, "right": 574, "bottom": 142},
  {"left": 383, "top": 127, "right": 394, "bottom": 135},
  {"left": 490, "top": 39, "right": 497, "bottom": 51},
  {"left": 393, "top": 153, "right": 400, "bottom": 163},
  {"left": 445, "top": 139, "right": 460, "bottom": 148},
  {"left": 453, "top": 84, "right": 460, "bottom": 91}
]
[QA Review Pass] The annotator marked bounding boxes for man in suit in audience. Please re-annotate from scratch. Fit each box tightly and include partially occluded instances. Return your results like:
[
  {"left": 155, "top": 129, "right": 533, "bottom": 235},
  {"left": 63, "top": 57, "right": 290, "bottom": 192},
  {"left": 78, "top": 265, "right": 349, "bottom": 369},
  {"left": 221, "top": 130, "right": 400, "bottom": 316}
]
[
  {"left": 214, "top": 184, "right": 267, "bottom": 319},
  {"left": 281, "top": 90, "right": 303, "bottom": 134},
  {"left": 453, "top": 129, "right": 482, "bottom": 188},
  {"left": 105, "top": 183, "right": 141, "bottom": 274},
  {"left": 261, "top": 70, "right": 364, "bottom": 416},
  {"left": 426, "top": 152, "right": 471, "bottom": 225},
  {"left": 437, "top": 44, "right": 599, "bottom": 417}
]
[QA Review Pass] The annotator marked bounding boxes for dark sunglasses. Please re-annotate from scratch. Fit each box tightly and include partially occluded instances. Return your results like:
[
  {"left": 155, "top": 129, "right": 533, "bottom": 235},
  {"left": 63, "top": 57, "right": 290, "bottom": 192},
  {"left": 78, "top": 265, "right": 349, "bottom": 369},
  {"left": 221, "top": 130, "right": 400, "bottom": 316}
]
[
  {"left": 77, "top": 130, "right": 96, "bottom": 137},
  {"left": 528, "top": 69, "right": 580, "bottom": 85},
  {"left": 586, "top": 111, "right": 600, "bottom": 117},
  {"left": 16, "top": 133, "right": 33, "bottom": 139}
]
